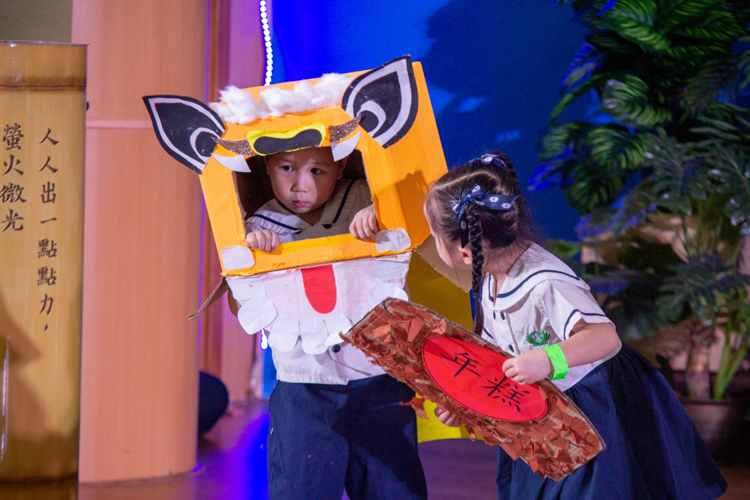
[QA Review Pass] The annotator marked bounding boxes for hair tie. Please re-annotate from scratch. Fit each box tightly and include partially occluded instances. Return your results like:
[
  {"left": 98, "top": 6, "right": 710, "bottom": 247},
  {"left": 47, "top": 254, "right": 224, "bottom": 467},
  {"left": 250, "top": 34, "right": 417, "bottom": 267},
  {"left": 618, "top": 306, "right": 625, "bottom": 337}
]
[
  {"left": 452, "top": 184, "right": 518, "bottom": 247},
  {"left": 479, "top": 153, "right": 512, "bottom": 172}
]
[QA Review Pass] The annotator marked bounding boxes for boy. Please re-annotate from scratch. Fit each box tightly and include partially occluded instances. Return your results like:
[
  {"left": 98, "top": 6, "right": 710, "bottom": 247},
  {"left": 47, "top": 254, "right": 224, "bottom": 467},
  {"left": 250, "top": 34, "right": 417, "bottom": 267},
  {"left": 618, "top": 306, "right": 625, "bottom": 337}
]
[{"left": 246, "top": 145, "right": 428, "bottom": 500}]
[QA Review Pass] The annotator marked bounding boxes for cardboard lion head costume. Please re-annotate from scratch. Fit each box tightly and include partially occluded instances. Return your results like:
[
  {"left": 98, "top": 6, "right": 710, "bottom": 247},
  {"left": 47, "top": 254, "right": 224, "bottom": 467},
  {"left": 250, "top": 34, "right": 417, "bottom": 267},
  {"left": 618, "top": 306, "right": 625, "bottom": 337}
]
[
  {"left": 143, "top": 56, "right": 454, "bottom": 351},
  {"left": 145, "top": 56, "right": 447, "bottom": 274}
]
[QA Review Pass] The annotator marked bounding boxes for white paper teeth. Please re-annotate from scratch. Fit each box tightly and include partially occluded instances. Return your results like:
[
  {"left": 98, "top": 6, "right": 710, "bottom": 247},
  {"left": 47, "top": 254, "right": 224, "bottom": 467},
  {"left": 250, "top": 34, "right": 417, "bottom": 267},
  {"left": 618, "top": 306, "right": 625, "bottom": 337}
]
[
  {"left": 300, "top": 318, "right": 329, "bottom": 355},
  {"left": 229, "top": 262, "right": 409, "bottom": 354},
  {"left": 220, "top": 245, "right": 255, "bottom": 271},
  {"left": 237, "top": 295, "right": 277, "bottom": 334},
  {"left": 368, "top": 280, "right": 408, "bottom": 308},
  {"left": 331, "top": 131, "right": 361, "bottom": 161},
  {"left": 324, "top": 334, "right": 346, "bottom": 346},
  {"left": 375, "top": 228, "right": 411, "bottom": 253},
  {"left": 267, "top": 315, "right": 300, "bottom": 353},
  {"left": 324, "top": 315, "right": 352, "bottom": 345},
  {"left": 351, "top": 303, "right": 371, "bottom": 325},
  {"left": 212, "top": 153, "right": 251, "bottom": 172}
]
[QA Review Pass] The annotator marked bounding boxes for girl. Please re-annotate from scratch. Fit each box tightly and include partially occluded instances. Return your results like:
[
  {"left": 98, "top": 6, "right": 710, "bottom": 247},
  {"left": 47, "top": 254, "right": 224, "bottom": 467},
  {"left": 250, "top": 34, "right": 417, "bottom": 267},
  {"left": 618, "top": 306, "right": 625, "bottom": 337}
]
[{"left": 423, "top": 152, "right": 727, "bottom": 499}]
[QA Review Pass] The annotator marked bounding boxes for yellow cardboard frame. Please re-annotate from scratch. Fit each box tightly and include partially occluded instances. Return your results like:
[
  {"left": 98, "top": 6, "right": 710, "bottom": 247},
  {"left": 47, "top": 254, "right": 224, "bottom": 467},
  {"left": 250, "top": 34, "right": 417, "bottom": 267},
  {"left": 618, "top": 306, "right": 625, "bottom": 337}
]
[{"left": 201, "top": 62, "right": 449, "bottom": 276}]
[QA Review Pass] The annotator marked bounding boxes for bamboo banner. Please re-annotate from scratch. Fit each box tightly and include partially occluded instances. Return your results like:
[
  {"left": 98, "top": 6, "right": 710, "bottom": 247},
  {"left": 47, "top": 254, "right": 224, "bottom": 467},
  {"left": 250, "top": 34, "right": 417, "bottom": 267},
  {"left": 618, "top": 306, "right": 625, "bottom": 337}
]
[{"left": 0, "top": 42, "right": 86, "bottom": 480}]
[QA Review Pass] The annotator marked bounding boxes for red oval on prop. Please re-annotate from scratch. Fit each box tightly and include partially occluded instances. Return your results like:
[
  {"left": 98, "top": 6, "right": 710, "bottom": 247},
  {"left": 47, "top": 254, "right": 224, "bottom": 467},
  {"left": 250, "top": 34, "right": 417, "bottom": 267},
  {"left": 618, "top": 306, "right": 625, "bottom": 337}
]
[
  {"left": 423, "top": 336, "right": 547, "bottom": 422},
  {"left": 301, "top": 264, "right": 337, "bottom": 314}
]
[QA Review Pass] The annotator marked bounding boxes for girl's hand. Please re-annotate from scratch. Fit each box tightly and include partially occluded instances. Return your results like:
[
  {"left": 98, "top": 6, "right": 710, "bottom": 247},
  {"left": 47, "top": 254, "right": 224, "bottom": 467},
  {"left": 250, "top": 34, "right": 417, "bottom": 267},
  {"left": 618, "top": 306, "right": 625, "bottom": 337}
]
[
  {"left": 434, "top": 407, "right": 462, "bottom": 427},
  {"left": 349, "top": 205, "right": 379, "bottom": 240},
  {"left": 246, "top": 229, "right": 280, "bottom": 252},
  {"left": 502, "top": 350, "right": 553, "bottom": 386}
]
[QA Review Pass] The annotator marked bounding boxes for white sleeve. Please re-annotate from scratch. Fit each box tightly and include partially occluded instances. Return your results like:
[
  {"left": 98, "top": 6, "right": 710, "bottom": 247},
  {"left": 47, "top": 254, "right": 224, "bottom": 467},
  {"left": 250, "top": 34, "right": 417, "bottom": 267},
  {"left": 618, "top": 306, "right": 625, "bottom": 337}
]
[
  {"left": 535, "top": 280, "right": 614, "bottom": 341},
  {"left": 245, "top": 218, "right": 263, "bottom": 233}
]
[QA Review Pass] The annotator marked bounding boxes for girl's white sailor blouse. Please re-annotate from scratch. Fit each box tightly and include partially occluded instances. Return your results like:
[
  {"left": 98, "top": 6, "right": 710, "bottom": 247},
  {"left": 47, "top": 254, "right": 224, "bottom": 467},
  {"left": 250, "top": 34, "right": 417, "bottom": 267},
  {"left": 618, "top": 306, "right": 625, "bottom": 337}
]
[{"left": 480, "top": 243, "right": 621, "bottom": 391}]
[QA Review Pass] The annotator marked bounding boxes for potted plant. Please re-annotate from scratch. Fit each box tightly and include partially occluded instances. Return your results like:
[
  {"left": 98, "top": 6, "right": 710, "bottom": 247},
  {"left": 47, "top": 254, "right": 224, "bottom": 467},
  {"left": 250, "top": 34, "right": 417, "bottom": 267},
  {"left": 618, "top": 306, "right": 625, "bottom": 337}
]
[{"left": 536, "top": 0, "right": 750, "bottom": 456}]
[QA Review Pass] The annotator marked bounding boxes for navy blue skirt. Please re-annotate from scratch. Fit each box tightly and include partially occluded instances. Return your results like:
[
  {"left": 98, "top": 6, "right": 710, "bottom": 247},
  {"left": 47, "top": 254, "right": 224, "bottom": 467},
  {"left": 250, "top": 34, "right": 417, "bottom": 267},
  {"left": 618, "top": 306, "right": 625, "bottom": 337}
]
[{"left": 496, "top": 343, "right": 727, "bottom": 500}]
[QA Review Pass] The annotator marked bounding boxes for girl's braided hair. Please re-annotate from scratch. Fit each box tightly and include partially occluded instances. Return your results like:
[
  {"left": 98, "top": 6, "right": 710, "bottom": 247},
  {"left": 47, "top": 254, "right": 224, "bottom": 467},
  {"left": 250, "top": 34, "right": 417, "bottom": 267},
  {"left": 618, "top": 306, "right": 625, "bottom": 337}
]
[{"left": 424, "top": 152, "right": 534, "bottom": 336}]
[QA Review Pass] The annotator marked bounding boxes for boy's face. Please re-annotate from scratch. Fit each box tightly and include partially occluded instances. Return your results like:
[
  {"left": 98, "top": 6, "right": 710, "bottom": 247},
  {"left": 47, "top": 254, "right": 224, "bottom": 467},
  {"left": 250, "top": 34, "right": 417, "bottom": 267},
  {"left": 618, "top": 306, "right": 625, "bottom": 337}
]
[{"left": 265, "top": 147, "right": 345, "bottom": 216}]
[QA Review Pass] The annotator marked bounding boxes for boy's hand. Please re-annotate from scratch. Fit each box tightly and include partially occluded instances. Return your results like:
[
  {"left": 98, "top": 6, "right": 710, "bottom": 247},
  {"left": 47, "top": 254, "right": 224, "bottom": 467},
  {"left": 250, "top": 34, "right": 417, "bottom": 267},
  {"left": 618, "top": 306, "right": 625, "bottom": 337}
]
[
  {"left": 434, "top": 407, "right": 462, "bottom": 427},
  {"left": 246, "top": 229, "right": 280, "bottom": 253},
  {"left": 501, "top": 350, "right": 553, "bottom": 386},
  {"left": 349, "top": 205, "right": 379, "bottom": 241}
]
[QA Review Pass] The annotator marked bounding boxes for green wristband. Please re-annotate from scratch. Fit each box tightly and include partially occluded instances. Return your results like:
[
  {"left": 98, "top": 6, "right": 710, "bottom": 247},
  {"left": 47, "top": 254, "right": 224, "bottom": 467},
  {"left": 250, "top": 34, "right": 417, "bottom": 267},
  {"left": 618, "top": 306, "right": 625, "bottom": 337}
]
[{"left": 543, "top": 344, "right": 569, "bottom": 380}]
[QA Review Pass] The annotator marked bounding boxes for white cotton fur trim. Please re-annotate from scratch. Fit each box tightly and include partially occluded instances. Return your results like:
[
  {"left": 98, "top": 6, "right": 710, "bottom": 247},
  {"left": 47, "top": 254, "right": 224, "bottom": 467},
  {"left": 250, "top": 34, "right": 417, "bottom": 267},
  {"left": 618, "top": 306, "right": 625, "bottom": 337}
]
[{"left": 209, "top": 73, "right": 354, "bottom": 125}]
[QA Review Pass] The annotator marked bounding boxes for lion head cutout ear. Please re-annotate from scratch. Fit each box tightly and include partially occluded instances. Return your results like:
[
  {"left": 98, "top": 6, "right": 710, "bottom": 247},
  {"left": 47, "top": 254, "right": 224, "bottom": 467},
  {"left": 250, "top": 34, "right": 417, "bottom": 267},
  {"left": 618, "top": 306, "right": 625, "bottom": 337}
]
[
  {"left": 341, "top": 55, "right": 418, "bottom": 149},
  {"left": 142, "top": 95, "right": 227, "bottom": 173}
]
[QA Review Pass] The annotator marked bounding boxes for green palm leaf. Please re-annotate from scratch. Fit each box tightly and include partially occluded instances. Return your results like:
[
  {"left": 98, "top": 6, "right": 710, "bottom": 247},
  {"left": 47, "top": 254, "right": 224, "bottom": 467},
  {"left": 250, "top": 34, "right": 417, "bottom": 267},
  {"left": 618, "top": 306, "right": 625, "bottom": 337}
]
[
  {"left": 539, "top": 121, "right": 589, "bottom": 161},
  {"left": 604, "top": 0, "right": 671, "bottom": 52},
  {"left": 693, "top": 103, "right": 750, "bottom": 143},
  {"left": 706, "top": 146, "right": 750, "bottom": 231},
  {"left": 657, "top": 252, "right": 750, "bottom": 322},
  {"left": 587, "top": 30, "right": 643, "bottom": 56},
  {"left": 681, "top": 59, "right": 740, "bottom": 115},
  {"left": 663, "top": 43, "right": 732, "bottom": 68},
  {"left": 551, "top": 75, "right": 608, "bottom": 122},
  {"left": 671, "top": 11, "right": 746, "bottom": 41},
  {"left": 656, "top": 0, "right": 727, "bottom": 29},
  {"left": 564, "top": 164, "right": 625, "bottom": 213},
  {"left": 736, "top": 37, "right": 750, "bottom": 90},
  {"left": 600, "top": 74, "right": 673, "bottom": 126},
  {"left": 561, "top": 41, "right": 602, "bottom": 93},
  {"left": 646, "top": 130, "right": 709, "bottom": 214},
  {"left": 586, "top": 126, "right": 654, "bottom": 170},
  {"left": 534, "top": 122, "right": 591, "bottom": 192}
]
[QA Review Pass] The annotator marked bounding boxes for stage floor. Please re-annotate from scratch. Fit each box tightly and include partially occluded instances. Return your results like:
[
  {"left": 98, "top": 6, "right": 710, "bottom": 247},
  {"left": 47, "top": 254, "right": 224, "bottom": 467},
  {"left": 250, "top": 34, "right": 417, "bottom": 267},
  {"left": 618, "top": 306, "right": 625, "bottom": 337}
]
[
  {"left": 81, "top": 399, "right": 499, "bottom": 500},
  {"left": 1, "top": 399, "right": 747, "bottom": 499}
]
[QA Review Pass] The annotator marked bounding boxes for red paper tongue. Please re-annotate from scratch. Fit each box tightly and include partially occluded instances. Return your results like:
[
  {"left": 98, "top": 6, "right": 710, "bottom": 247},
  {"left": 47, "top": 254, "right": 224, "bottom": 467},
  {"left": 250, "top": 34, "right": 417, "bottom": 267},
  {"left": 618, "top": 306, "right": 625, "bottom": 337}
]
[
  {"left": 423, "top": 336, "right": 547, "bottom": 422},
  {"left": 301, "top": 264, "right": 337, "bottom": 314}
]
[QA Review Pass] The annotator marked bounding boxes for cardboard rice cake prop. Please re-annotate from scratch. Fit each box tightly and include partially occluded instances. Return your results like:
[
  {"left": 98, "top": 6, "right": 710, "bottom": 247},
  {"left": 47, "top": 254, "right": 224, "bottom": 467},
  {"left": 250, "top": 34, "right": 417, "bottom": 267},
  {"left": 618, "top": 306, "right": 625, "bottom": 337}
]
[
  {"left": 142, "top": 56, "right": 468, "bottom": 356},
  {"left": 343, "top": 298, "right": 606, "bottom": 481}
]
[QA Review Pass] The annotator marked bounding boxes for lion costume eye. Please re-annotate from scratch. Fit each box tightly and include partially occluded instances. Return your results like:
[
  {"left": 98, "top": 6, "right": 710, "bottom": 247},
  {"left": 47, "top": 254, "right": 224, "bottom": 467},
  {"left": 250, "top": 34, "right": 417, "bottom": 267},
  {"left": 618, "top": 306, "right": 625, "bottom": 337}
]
[{"left": 341, "top": 55, "right": 418, "bottom": 149}]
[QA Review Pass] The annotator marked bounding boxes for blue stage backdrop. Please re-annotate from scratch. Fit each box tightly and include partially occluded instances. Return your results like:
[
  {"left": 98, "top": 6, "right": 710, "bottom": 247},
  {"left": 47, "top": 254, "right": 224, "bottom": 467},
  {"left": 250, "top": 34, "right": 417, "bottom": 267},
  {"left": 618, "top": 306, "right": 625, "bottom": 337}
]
[{"left": 270, "top": 0, "right": 590, "bottom": 241}]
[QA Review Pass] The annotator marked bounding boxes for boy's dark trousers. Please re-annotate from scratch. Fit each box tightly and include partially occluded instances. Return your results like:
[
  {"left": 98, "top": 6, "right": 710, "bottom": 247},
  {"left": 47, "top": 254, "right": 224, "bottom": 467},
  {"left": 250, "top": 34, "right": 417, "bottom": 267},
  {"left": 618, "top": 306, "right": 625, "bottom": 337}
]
[{"left": 267, "top": 374, "right": 428, "bottom": 500}]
